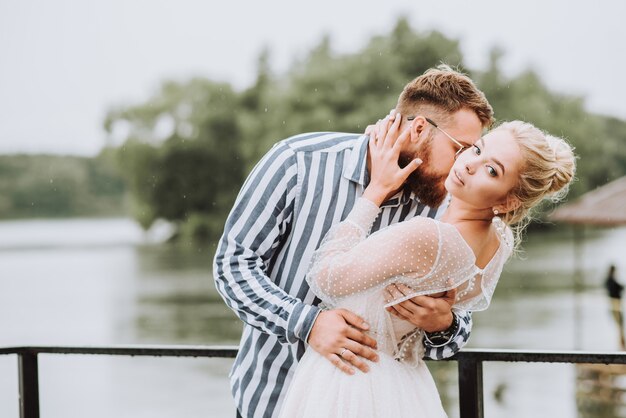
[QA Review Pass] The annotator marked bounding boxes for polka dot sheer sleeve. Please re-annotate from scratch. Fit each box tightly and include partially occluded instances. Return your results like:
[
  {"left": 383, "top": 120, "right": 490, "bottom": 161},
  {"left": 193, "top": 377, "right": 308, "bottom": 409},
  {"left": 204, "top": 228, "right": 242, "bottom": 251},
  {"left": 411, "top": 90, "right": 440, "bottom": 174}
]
[
  {"left": 307, "top": 198, "right": 444, "bottom": 307},
  {"left": 306, "top": 198, "right": 512, "bottom": 312}
]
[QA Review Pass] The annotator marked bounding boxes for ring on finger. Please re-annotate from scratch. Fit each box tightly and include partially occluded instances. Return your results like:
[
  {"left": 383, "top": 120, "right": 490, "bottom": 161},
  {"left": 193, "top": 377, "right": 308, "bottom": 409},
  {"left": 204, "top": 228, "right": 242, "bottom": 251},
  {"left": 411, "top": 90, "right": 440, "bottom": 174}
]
[{"left": 339, "top": 348, "right": 348, "bottom": 357}]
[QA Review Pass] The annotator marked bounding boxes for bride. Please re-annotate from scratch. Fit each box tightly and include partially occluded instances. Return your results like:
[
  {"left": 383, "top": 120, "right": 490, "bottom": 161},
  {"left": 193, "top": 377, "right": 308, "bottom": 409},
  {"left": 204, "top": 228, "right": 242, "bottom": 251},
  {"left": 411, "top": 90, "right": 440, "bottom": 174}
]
[{"left": 278, "top": 114, "right": 576, "bottom": 417}]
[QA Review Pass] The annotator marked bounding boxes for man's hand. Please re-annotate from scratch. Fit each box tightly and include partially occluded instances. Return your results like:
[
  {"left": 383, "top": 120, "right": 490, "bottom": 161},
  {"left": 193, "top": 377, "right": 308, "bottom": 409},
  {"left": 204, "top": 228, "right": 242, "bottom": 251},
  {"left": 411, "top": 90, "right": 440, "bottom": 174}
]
[
  {"left": 384, "top": 283, "right": 457, "bottom": 333},
  {"left": 307, "top": 309, "right": 379, "bottom": 375}
]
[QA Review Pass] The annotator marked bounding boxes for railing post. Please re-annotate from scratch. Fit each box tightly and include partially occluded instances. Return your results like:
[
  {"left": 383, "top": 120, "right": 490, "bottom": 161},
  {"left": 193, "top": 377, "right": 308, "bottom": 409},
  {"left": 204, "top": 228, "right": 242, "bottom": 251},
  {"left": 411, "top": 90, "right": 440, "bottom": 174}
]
[
  {"left": 18, "top": 351, "right": 40, "bottom": 418},
  {"left": 458, "top": 357, "right": 483, "bottom": 418}
]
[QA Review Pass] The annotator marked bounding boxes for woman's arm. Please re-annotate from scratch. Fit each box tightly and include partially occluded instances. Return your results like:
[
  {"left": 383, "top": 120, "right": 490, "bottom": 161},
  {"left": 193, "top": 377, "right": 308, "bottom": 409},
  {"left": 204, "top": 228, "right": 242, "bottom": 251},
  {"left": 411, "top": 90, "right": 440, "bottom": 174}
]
[
  {"left": 307, "top": 112, "right": 431, "bottom": 304},
  {"left": 307, "top": 198, "right": 440, "bottom": 303}
]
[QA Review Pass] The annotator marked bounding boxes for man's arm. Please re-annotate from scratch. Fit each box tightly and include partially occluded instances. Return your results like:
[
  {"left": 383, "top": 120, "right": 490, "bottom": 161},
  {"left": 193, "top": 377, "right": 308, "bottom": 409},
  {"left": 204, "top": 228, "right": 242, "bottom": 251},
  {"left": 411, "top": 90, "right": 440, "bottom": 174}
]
[
  {"left": 384, "top": 284, "right": 473, "bottom": 359},
  {"left": 214, "top": 139, "right": 379, "bottom": 374},
  {"left": 212, "top": 141, "right": 319, "bottom": 345},
  {"left": 422, "top": 309, "right": 472, "bottom": 360}
]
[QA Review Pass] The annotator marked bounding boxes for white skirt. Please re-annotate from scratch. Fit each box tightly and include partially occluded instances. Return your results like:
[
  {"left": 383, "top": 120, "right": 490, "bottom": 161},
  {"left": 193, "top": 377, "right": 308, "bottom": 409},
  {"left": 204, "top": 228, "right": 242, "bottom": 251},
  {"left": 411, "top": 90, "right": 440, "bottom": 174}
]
[{"left": 278, "top": 348, "right": 448, "bottom": 418}]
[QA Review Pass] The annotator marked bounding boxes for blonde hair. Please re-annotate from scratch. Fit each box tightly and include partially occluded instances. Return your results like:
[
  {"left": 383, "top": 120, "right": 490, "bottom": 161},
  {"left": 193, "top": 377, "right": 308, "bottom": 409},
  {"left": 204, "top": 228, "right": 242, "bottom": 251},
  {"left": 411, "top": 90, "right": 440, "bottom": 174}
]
[
  {"left": 396, "top": 64, "right": 494, "bottom": 128},
  {"left": 495, "top": 121, "right": 576, "bottom": 246}
]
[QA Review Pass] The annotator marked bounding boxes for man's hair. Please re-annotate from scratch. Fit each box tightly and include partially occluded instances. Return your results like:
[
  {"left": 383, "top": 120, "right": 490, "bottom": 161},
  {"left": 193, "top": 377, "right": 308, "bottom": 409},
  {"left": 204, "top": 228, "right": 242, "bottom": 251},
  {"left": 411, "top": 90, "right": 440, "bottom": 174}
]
[{"left": 396, "top": 64, "right": 494, "bottom": 128}]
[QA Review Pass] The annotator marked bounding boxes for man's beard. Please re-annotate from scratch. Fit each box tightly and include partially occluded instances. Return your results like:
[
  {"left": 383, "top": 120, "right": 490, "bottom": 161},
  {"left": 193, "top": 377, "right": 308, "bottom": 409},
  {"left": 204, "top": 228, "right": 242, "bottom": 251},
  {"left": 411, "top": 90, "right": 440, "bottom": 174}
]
[{"left": 398, "top": 139, "right": 448, "bottom": 208}]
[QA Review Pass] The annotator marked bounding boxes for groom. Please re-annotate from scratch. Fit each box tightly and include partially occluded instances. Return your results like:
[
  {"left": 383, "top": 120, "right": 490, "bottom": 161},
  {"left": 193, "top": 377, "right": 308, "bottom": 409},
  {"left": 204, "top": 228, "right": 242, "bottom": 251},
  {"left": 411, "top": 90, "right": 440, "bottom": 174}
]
[{"left": 213, "top": 65, "right": 494, "bottom": 418}]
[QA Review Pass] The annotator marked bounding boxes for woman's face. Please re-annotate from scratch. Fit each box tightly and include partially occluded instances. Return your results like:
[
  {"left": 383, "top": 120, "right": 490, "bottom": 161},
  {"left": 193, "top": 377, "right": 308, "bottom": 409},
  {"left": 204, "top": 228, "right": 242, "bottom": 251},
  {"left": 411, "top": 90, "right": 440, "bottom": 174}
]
[{"left": 444, "top": 128, "right": 523, "bottom": 210}]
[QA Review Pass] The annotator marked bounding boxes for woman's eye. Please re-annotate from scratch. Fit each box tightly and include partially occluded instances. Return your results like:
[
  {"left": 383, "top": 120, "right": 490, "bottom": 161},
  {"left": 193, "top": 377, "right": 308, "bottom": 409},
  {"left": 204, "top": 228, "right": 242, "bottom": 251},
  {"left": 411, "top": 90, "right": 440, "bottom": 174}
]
[
  {"left": 473, "top": 144, "right": 482, "bottom": 155},
  {"left": 487, "top": 166, "right": 497, "bottom": 177}
]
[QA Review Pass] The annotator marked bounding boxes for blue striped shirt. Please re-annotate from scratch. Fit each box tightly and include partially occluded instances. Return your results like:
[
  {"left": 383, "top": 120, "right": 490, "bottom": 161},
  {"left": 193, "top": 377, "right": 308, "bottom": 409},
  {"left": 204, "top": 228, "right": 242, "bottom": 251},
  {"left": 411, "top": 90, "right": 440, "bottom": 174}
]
[{"left": 213, "top": 132, "right": 472, "bottom": 418}]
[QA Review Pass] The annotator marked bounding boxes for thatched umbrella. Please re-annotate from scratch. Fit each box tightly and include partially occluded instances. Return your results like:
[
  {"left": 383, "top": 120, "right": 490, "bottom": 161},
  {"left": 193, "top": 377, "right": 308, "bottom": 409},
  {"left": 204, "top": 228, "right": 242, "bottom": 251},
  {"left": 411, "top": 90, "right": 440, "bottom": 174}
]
[
  {"left": 550, "top": 176, "right": 626, "bottom": 349},
  {"left": 551, "top": 176, "right": 626, "bottom": 226}
]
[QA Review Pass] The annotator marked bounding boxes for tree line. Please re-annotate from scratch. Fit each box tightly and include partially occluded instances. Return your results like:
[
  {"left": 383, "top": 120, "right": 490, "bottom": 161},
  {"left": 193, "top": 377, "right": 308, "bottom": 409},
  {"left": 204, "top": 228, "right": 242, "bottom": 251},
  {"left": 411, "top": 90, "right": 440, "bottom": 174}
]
[{"left": 0, "top": 149, "right": 124, "bottom": 219}]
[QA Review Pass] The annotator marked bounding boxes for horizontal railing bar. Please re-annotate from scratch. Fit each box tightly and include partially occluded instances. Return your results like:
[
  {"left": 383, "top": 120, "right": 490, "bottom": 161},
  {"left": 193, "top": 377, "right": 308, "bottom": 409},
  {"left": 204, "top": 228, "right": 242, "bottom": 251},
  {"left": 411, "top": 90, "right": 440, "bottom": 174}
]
[
  {"left": 0, "top": 345, "right": 238, "bottom": 358},
  {"left": 3, "top": 346, "right": 625, "bottom": 418},
  {"left": 449, "top": 348, "right": 626, "bottom": 365},
  {"left": 1, "top": 346, "right": 626, "bottom": 364}
]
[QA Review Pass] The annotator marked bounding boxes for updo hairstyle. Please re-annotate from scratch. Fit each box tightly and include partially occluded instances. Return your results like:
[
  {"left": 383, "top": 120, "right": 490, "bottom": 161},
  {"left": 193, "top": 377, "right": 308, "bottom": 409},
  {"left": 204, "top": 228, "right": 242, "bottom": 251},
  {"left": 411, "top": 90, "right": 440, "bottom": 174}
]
[{"left": 495, "top": 121, "right": 576, "bottom": 234}]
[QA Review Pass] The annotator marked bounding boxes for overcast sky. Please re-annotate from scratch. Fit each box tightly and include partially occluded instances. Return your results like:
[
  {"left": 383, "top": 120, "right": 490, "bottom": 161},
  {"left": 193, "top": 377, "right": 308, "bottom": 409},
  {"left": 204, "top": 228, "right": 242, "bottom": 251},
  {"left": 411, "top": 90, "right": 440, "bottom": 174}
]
[{"left": 1, "top": 0, "right": 624, "bottom": 155}]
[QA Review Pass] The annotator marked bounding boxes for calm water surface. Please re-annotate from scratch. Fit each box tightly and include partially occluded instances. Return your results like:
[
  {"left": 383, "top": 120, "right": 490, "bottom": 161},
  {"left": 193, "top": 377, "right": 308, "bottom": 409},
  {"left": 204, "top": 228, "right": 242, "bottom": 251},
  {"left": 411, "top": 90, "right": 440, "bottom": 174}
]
[{"left": 1, "top": 218, "right": 624, "bottom": 417}]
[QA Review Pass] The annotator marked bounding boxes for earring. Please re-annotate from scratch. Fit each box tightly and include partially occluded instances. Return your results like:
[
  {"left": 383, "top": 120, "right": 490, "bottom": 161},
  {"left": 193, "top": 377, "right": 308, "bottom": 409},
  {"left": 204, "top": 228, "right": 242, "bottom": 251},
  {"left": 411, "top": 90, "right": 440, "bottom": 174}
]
[{"left": 491, "top": 209, "right": 509, "bottom": 248}]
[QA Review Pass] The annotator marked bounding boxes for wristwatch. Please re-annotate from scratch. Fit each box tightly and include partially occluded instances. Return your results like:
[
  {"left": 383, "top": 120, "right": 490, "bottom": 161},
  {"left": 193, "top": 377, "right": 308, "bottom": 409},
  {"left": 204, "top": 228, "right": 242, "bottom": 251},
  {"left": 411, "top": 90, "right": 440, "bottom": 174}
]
[{"left": 424, "top": 314, "right": 459, "bottom": 347}]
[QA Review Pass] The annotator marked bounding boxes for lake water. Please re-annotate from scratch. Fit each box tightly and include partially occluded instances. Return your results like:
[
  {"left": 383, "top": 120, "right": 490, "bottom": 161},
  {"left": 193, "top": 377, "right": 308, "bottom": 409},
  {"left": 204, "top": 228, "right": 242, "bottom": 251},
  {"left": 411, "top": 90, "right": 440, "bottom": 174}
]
[{"left": 1, "top": 218, "right": 625, "bottom": 418}]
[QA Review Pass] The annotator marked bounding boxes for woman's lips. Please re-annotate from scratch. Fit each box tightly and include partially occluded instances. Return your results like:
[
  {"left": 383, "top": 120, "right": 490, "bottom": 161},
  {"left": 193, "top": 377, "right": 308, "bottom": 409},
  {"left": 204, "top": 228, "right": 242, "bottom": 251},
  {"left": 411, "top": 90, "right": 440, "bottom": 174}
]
[{"left": 454, "top": 170, "right": 465, "bottom": 185}]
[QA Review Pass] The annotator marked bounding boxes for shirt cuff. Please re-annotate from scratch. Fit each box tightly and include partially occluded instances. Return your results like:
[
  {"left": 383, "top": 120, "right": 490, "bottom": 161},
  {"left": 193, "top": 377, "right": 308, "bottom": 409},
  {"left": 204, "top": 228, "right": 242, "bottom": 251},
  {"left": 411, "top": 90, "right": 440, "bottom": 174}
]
[
  {"left": 423, "top": 312, "right": 461, "bottom": 348},
  {"left": 288, "top": 301, "right": 322, "bottom": 344}
]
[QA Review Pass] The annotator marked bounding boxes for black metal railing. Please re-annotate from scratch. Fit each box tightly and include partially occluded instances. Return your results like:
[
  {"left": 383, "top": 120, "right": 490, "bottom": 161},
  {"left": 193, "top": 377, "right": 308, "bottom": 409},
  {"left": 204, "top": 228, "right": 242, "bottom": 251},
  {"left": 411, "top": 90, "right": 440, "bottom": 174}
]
[{"left": 2, "top": 345, "right": 626, "bottom": 418}]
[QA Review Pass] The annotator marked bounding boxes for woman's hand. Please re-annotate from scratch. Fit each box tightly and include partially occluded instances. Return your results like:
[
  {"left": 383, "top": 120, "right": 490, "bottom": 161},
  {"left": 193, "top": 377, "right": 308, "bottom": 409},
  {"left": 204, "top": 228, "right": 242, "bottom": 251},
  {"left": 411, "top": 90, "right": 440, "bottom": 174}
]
[
  {"left": 384, "top": 283, "right": 457, "bottom": 333},
  {"left": 363, "top": 112, "right": 422, "bottom": 206}
]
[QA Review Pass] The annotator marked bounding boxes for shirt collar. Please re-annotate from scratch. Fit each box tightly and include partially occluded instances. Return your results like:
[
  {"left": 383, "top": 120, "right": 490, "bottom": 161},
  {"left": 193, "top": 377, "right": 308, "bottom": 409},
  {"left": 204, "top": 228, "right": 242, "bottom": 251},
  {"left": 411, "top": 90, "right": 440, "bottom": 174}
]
[
  {"left": 343, "top": 134, "right": 423, "bottom": 208},
  {"left": 342, "top": 134, "right": 370, "bottom": 186}
]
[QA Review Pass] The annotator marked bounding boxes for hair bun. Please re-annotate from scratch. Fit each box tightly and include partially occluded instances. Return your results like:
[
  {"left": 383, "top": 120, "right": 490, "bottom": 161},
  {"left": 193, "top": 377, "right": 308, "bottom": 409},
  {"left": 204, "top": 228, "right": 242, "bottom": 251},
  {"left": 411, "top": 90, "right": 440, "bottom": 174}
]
[{"left": 545, "top": 135, "right": 576, "bottom": 200}]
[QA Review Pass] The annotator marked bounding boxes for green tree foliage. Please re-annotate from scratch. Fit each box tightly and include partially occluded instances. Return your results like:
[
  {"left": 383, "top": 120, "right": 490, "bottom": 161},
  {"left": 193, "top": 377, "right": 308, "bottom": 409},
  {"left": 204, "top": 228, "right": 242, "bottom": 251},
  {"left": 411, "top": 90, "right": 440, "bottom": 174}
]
[
  {"left": 110, "top": 80, "right": 246, "bottom": 236},
  {"left": 101, "top": 18, "right": 624, "bottom": 241}
]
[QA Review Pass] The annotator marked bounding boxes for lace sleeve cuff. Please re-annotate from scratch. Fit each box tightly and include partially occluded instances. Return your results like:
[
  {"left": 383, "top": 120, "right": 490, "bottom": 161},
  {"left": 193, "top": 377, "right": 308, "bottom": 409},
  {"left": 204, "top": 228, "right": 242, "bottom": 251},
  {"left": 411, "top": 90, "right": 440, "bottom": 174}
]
[{"left": 345, "top": 197, "right": 381, "bottom": 235}]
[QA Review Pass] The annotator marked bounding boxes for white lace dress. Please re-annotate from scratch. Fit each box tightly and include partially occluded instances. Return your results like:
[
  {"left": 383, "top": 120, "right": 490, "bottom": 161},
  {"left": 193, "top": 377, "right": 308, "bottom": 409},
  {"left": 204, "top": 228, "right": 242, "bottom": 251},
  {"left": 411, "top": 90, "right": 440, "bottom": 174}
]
[{"left": 278, "top": 198, "right": 513, "bottom": 418}]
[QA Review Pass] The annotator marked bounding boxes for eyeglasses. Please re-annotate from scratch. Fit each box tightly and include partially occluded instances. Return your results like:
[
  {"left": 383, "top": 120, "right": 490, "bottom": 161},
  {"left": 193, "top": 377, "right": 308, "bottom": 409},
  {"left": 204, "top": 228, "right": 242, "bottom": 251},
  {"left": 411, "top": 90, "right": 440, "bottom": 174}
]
[{"left": 407, "top": 116, "right": 469, "bottom": 159}]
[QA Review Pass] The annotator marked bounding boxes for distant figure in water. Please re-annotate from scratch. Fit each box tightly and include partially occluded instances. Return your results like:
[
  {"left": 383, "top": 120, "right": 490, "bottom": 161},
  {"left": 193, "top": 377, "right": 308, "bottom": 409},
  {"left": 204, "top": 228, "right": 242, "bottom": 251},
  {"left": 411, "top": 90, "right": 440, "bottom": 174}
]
[{"left": 604, "top": 264, "right": 625, "bottom": 350}]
